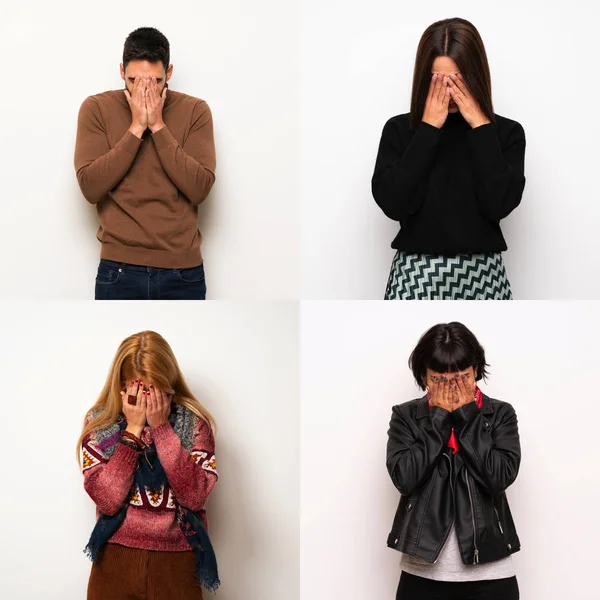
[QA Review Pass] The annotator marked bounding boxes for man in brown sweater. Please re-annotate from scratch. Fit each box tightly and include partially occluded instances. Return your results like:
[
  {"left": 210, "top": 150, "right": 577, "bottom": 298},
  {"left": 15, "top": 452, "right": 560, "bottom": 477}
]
[{"left": 74, "top": 27, "right": 216, "bottom": 300}]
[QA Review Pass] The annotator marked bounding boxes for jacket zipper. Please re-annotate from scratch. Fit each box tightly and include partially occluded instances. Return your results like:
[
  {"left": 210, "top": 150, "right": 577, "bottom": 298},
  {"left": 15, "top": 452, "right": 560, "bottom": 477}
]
[
  {"left": 434, "top": 453, "right": 455, "bottom": 564},
  {"left": 465, "top": 470, "right": 479, "bottom": 565},
  {"left": 493, "top": 505, "right": 504, "bottom": 534}
]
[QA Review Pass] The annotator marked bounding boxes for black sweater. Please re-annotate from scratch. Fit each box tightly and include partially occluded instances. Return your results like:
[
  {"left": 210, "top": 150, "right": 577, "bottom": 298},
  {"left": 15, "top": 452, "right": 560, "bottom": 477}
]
[{"left": 371, "top": 111, "right": 526, "bottom": 254}]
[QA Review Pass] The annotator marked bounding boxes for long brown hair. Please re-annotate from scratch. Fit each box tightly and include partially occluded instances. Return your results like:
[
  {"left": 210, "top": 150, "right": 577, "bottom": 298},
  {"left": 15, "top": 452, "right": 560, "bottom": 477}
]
[
  {"left": 76, "top": 331, "right": 215, "bottom": 460},
  {"left": 409, "top": 18, "right": 495, "bottom": 129}
]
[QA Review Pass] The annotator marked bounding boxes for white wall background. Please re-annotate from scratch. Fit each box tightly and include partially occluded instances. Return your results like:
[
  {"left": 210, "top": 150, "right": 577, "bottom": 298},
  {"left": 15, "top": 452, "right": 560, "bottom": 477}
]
[
  {"left": 301, "top": 0, "right": 600, "bottom": 299},
  {"left": 0, "top": 0, "right": 299, "bottom": 300},
  {"left": 301, "top": 301, "right": 600, "bottom": 599},
  {"left": 0, "top": 301, "right": 299, "bottom": 600}
]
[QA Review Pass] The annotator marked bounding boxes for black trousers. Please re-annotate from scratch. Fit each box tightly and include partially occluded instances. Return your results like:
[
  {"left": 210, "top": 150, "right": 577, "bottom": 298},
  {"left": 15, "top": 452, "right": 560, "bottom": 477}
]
[{"left": 396, "top": 571, "right": 519, "bottom": 600}]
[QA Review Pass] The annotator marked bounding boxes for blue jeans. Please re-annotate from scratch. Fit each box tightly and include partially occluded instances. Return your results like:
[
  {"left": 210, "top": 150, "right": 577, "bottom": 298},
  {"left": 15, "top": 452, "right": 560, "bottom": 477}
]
[{"left": 94, "top": 260, "right": 207, "bottom": 300}]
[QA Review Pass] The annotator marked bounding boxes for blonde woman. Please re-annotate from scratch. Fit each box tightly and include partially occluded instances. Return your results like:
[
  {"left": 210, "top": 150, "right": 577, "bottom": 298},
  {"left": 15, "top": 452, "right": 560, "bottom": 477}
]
[{"left": 77, "top": 331, "right": 219, "bottom": 599}]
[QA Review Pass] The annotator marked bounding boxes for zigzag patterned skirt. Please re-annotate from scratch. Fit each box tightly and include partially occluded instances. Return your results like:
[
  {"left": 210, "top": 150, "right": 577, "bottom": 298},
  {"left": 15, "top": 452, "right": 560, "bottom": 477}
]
[{"left": 384, "top": 252, "right": 513, "bottom": 300}]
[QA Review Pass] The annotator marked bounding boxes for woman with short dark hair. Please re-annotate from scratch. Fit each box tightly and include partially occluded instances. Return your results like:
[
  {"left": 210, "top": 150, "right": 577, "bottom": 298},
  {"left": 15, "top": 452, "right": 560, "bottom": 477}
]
[
  {"left": 387, "top": 322, "right": 521, "bottom": 599},
  {"left": 372, "top": 18, "right": 526, "bottom": 300}
]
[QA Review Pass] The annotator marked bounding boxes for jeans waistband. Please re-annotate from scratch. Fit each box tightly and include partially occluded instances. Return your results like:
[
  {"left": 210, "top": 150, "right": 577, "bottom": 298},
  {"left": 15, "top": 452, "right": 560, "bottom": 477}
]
[{"left": 99, "top": 259, "right": 203, "bottom": 273}]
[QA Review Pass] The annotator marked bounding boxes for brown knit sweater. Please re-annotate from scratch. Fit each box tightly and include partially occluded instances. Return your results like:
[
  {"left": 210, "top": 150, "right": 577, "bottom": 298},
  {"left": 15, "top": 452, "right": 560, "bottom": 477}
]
[{"left": 74, "top": 89, "right": 216, "bottom": 268}]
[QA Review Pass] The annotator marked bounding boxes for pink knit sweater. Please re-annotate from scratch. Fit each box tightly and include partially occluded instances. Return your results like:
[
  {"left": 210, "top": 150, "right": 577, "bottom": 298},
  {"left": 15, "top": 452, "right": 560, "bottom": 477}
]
[{"left": 82, "top": 417, "right": 218, "bottom": 551}]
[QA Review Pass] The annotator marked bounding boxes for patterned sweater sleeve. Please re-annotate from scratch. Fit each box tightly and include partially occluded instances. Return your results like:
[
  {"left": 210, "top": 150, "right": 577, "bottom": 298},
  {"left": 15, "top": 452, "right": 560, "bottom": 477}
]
[
  {"left": 152, "top": 418, "right": 218, "bottom": 511},
  {"left": 81, "top": 428, "right": 139, "bottom": 516}
]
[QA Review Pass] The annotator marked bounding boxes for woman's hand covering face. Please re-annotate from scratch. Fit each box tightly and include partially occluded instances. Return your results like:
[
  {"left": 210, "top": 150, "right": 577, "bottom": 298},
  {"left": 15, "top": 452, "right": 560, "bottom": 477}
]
[
  {"left": 451, "top": 372, "right": 477, "bottom": 409},
  {"left": 146, "top": 384, "right": 172, "bottom": 428},
  {"left": 428, "top": 375, "right": 454, "bottom": 412},
  {"left": 447, "top": 73, "right": 491, "bottom": 129},
  {"left": 427, "top": 371, "right": 476, "bottom": 411},
  {"left": 422, "top": 73, "right": 452, "bottom": 129},
  {"left": 120, "top": 379, "right": 147, "bottom": 427}
]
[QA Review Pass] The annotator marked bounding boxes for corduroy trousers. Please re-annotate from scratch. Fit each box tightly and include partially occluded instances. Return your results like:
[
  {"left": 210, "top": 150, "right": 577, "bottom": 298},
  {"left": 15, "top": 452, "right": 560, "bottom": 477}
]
[{"left": 87, "top": 543, "right": 204, "bottom": 600}]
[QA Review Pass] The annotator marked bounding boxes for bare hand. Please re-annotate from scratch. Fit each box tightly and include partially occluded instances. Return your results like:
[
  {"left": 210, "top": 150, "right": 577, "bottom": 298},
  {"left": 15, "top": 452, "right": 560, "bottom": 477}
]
[
  {"left": 451, "top": 372, "right": 477, "bottom": 410},
  {"left": 428, "top": 376, "right": 454, "bottom": 412},
  {"left": 146, "top": 76, "right": 167, "bottom": 133},
  {"left": 146, "top": 384, "right": 172, "bottom": 428},
  {"left": 422, "top": 73, "right": 451, "bottom": 129},
  {"left": 124, "top": 77, "right": 148, "bottom": 137},
  {"left": 447, "top": 74, "right": 491, "bottom": 129},
  {"left": 120, "top": 379, "right": 147, "bottom": 433}
]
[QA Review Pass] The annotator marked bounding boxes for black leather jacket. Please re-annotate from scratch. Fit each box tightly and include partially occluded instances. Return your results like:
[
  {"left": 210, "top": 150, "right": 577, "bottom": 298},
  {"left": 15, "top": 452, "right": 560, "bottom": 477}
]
[{"left": 386, "top": 393, "right": 521, "bottom": 565}]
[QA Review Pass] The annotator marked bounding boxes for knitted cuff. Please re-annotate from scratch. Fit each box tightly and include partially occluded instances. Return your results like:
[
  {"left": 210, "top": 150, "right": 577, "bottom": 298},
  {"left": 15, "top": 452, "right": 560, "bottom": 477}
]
[
  {"left": 417, "top": 120, "right": 445, "bottom": 137},
  {"left": 120, "top": 130, "right": 144, "bottom": 155},
  {"left": 466, "top": 123, "right": 506, "bottom": 177},
  {"left": 151, "top": 421, "right": 174, "bottom": 443},
  {"left": 113, "top": 441, "right": 140, "bottom": 468},
  {"left": 151, "top": 125, "right": 176, "bottom": 152}
]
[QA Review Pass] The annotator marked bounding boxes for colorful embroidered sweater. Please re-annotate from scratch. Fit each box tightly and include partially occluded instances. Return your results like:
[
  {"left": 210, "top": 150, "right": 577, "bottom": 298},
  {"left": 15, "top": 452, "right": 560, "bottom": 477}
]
[{"left": 81, "top": 414, "right": 218, "bottom": 552}]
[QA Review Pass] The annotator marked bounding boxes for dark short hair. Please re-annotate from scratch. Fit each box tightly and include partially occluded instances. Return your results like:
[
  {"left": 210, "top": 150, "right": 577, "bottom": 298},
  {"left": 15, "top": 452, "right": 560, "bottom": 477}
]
[
  {"left": 409, "top": 322, "right": 489, "bottom": 390},
  {"left": 123, "top": 27, "right": 170, "bottom": 71},
  {"left": 409, "top": 18, "right": 494, "bottom": 130}
]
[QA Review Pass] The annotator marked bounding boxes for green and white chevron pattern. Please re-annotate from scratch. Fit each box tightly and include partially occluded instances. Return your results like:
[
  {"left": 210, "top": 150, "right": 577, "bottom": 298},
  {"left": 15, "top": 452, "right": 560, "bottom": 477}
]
[{"left": 384, "top": 252, "right": 513, "bottom": 300}]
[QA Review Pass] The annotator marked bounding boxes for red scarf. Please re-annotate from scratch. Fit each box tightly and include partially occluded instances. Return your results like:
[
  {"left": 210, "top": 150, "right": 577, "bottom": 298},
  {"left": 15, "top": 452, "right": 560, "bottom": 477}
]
[{"left": 427, "top": 386, "right": 483, "bottom": 453}]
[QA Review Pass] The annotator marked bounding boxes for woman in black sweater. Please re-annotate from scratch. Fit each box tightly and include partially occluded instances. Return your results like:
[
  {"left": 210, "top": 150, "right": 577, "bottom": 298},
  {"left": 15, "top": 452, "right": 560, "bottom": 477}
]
[{"left": 372, "top": 18, "right": 526, "bottom": 300}]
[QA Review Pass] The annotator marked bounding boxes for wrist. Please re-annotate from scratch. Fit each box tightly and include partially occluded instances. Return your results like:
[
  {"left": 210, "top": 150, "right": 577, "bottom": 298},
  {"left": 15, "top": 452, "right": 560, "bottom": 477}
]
[
  {"left": 471, "top": 119, "right": 491, "bottom": 129},
  {"left": 129, "top": 123, "right": 146, "bottom": 138},
  {"left": 119, "top": 437, "right": 141, "bottom": 451},
  {"left": 422, "top": 118, "right": 442, "bottom": 129},
  {"left": 149, "top": 121, "right": 165, "bottom": 134},
  {"left": 452, "top": 399, "right": 480, "bottom": 422},
  {"left": 126, "top": 424, "right": 144, "bottom": 438}
]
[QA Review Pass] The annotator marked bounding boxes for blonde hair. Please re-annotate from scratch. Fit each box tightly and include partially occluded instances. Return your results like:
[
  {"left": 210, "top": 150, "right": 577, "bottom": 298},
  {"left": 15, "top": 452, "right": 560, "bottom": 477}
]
[{"left": 76, "top": 330, "right": 215, "bottom": 460}]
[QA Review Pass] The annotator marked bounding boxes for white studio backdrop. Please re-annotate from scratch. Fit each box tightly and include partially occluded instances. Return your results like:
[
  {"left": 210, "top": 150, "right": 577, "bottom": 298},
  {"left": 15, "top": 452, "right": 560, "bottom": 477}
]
[
  {"left": 301, "top": 0, "right": 600, "bottom": 299},
  {"left": 0, "top": 301, "right": 299, "bottom": 600},
  {"left": 301, "top": 301, "right": 600, "bottom": 599},
  {"left": 0, "top": 0, "right": 299, "bottom": 300}
]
